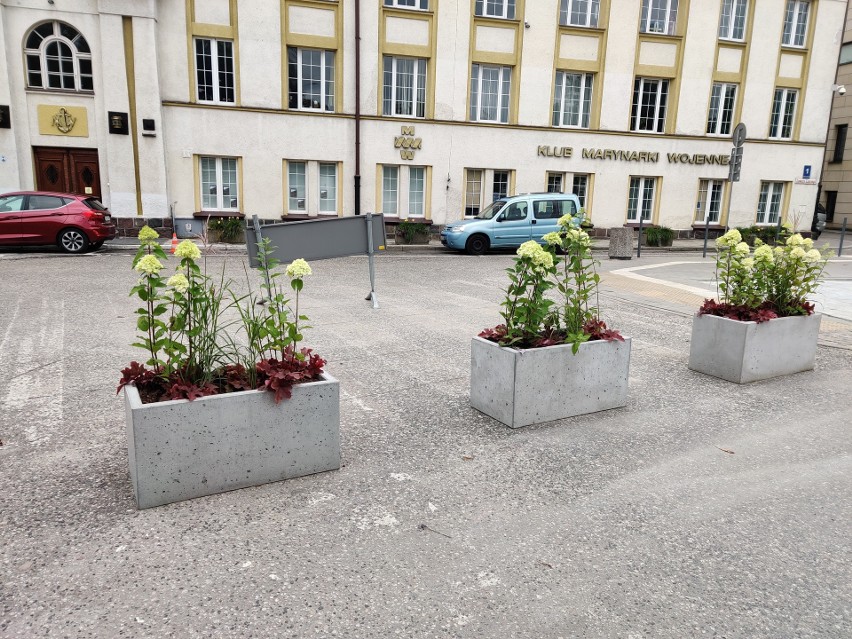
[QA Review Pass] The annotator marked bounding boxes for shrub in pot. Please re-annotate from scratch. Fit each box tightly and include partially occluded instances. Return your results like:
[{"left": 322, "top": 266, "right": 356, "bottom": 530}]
[
  {"left": 472, "top": 218, "right": 630, "bottom": 428},
  {"left": 644, "top": 226, "right": 674, "bottom": 247},
  {"left": 207, "top": 216, "right": 246, "bottom": 243},
  {"left": 395, "top": 220, "right": 430, "bottom": 244},
  {"left": 689, "top": 229, "right": 832, "bottom": 383},
  {"left": 119, "top": 227, "right": 339, "bottom": 508}
]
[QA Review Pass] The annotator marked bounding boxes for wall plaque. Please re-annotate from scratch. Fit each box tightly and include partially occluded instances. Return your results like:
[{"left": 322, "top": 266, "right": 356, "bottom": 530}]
[{"left": 37, "top": 105, "right": 89, "bottom": 137}]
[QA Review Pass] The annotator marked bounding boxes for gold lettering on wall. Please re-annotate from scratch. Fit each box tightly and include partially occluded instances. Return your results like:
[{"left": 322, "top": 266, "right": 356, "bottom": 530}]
[{"left": 394, "top": 126, "right": 422, "bottom": 161}]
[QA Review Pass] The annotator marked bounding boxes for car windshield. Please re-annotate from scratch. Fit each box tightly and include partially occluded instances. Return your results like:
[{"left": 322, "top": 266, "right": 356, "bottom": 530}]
[
  {"left": 83, "top": 198, "right": 108, "bottom": 211},
  {"left": 475, "top": 201, "right": 506, "bottom": 220}
]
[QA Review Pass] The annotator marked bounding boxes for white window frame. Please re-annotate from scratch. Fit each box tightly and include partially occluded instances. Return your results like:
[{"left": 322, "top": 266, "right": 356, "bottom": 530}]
[
  {"left": 756, "top": 182, "right": 785, "bottom": 225},
  {"left": 287, "top": 161, "right": 307, "bottom": 213},
  {"left": 194, "top": 37, "right": 235, "bottom": 105},
  {"left": 24, "top": 21, "right": 93, "bottom": 92},
  {"left": 319, "top": 163, "right": 337, "bottom": 214},
  {"left": 546, "top": 172, "right": 564, "bottom": 193},
  {"left": 706, "top": 82, "right": 737, "bottom": 136},
  {"left": 464, "top": 168, "right": 514, "bottom": 216},
  {"left": 769, "top": 88, "right": 797, "bottom": 140},
  {"left": 718, "top": 0, "right": 747, "bottom": 41},
  {"left": 553, "top": 71, "right": 593, "bottom": 128},
  {"left": 384, "top": 0, "right": 429, "bottom": 9},
  {"left": 640, "top": 0, "right": 678, "bottom": 35},
  {"left": 474, "top": 0, "right": 516, "bottom": 20},
  {"left": 470, "top": 64, "right": 512, "bottom": 124},
  {"left": 627, "top": 176, "right": 657, "bottom": 222},
  {"left": 286, "top": 160, "right": 340, "bottom": 215},
  {"left": 631, "top": 77, "right": 669, "bottom": 133},
  {"left": 288, "top": 47, "right": 335, "bottom": 112},
  {"left": 383, "top": 56, "right": 427, "bottom": 118},
  {"left": 559, "top": 0, "right": 600, "bottom": 28},
  {"left": 782, "top": 0, "right": 810, "bottom": 48},
  {"left": 696, "top": 179, "right": 724, "bottom": 224},
  {"left": 200, "top": 156, "right": 240, "bottom": 212},
  {"left": 572, "top": 174, "right": 590, "bottom": 211},
  {"left": 380, "top": 165, "right": 429, "bottom": 218}
]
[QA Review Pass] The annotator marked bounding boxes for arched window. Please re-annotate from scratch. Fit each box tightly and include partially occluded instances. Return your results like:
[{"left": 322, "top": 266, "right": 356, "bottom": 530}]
[{"left": 24, "top": 21, "right": 93, "bottom": 92}]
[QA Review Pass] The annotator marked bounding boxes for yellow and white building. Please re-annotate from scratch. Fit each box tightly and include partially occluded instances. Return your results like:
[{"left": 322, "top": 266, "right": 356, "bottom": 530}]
[{"left": 0, "top": 0, "right": 847, "bottom": 234}]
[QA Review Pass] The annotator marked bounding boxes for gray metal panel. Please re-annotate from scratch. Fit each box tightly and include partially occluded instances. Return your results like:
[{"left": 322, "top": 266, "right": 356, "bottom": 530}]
[
  {"left": 246, "top": 215, "right": 386, "bottom": 267},
  {"left": 174, "top": 218, "right": 205, "bottom": 239}
]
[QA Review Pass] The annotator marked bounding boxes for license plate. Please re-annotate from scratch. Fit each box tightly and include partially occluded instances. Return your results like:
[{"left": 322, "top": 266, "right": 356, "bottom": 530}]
[{"left": 104, "top": 215, "right": 111, "bottom": 222}]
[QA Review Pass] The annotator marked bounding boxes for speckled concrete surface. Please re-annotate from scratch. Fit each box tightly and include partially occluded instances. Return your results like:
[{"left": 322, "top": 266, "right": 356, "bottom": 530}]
[{"left": 1, "top": 250, "right": 850, "bottom": 638}]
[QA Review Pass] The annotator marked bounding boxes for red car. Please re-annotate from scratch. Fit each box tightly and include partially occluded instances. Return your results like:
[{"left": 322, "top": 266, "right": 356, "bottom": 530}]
[{"left": 0, "top": 191, "right": 117, "bottom": 253}]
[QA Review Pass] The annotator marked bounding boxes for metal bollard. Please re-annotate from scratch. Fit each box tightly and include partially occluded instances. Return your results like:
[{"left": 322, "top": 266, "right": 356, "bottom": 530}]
[
  {"left": 637, "top": 215, "right": 644, "bottom": 258},
  {"left": 703, "top": 217, "right": 710, "bottom": 258},
  {"left": 839, "top": 217, "right": 847, "bottom": 257}
]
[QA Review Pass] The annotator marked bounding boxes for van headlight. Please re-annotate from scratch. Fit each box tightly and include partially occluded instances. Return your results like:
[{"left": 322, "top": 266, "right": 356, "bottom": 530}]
[{"left": 449, "top": 225, "right": 466, "bottom": 233}]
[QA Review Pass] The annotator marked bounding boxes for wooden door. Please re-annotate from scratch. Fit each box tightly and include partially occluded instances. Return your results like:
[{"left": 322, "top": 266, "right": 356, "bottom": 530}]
[
  {"left": 69, "top": 150, "right": 101, "bottom": 199},
  {"left": 34, "top": 147, "right": 70, "bottom": 193},
  {"left": 33, "top": 147, "right": 100, "bottom": 198}
]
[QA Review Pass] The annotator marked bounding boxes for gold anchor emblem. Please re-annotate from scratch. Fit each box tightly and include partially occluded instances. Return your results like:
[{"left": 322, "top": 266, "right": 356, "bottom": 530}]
[{"left": 52, "top": 107, "right": 76, "bottom": 134}]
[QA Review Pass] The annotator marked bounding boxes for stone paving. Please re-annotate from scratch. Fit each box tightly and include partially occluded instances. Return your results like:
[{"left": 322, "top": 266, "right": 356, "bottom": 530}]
[{"left": 0, "top": 249, "right": 850, "bottom": 638}]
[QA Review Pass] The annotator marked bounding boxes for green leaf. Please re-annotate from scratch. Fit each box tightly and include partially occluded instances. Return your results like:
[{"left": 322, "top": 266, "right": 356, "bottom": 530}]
[{"left": 137, "top": 316, "right": 150, "bottom": 332}]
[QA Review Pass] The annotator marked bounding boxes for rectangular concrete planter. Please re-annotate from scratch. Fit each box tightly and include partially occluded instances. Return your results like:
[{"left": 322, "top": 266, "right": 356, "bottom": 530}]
[
  {"left": 470, "top": 336, "right": 631, "bottom": 429},
  {"left": 124, "top": 374, "right": 340, "bottom": 509},
  {"left": 688, "top": 313, "right": 821, "bottom": 383}
]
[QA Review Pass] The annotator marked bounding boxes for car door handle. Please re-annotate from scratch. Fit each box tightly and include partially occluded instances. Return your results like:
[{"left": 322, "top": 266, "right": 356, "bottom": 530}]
[{"left": 531, "top": 219, "right": 537, "bottom": 224}]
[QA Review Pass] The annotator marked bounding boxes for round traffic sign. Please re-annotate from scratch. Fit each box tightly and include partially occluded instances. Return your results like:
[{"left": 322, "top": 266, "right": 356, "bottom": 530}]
[{"left": 733, "top": 122, "right": 747, "bottom": 147}]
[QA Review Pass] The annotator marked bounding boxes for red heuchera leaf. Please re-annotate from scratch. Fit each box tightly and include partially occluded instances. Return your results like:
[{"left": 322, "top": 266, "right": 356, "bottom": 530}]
[
  {"left": 583, "top": 318, "right": 625, "bottom": 342},
  {"left": 256, "top": 347, "right": 326, "bottom": 404},
  {"left": 478, "top": 325, "right": 508, "bottom": 343},
  {"left": 116, "top": 361, "right": 156, "bottom": 395},
  {"left": 799, "top": 301, "right": 816, "bottom": 315},
  {"left": 222, "top": 364, "right": 252, "bottom": 391},
  {"left": 698, "top": 299, "right": 780, "bottom": 323},
  {"left": 163, "top": 380, "right": 218, "bottom": 401}
]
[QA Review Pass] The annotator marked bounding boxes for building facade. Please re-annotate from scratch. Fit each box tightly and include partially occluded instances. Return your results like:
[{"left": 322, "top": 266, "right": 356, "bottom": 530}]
[
  {"left": 819, "top": 0, "right": 852, "bottom": 230},
  {"left": 0, "top": 0, "right": 846, "bottom": 234}
]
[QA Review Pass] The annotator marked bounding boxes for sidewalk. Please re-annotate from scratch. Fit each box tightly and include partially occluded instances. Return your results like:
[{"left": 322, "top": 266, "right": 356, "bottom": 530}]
[{"left": 104, "top": 228, "right": 851, "bottom": 257}]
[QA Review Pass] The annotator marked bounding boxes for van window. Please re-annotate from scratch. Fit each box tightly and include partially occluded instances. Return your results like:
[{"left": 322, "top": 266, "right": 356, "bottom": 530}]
[
  {"left": 532, "top": 198, "right": 576, "bottom": 219},
  {"left": 502, "top": 201, "right": 528, "bottom": 221}
]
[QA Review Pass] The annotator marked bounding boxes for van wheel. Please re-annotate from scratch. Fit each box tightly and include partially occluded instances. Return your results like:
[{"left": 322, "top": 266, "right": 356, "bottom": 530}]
[{"left": 465, "top": 234, "right": 489, "bottom": 256}]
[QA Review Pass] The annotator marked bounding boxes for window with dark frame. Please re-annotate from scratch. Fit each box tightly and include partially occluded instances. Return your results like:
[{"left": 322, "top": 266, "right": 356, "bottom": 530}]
[
  {"left": 631, "top": 78, "right": 669, "bottom": 133},
  {"left": 24, "top": 21, "right": 93, "bottom": 92},
  {"left": 195, "top": 38, "right": 235, "bottom": 104},
  {"left": 831, "top": 124, "right": 847, "bottom": 163}
]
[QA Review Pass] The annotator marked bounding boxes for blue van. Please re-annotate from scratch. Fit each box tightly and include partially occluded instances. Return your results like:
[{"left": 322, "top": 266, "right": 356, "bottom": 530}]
[{"left": 440, "top": 192, "right": 583, "bottom": 255}]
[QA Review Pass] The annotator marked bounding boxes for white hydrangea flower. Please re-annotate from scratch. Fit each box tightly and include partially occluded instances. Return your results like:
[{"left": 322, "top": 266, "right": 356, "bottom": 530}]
[
  {"left": 786, "top": 233, "right": 804, "bottom": 247},
  {"left": 516, "top": 240, "right": 543, "bottom": 259},
  {"left": 134, "top": 254, "right": 164, "bottom": 275},
  {"left": 167, "top": 273, "right": 189, "bottom": 293},
  {"left": 174, "top": 240, "right": 201, "bottom": 260},
  {"left": 286, "top": 258, "right": 312, "bottom": 278},
  {"left": 734, "top": 242, "right": 750, "bottom": 257},
  {"left": 542, "top": 232, "right": 562, "bottom": 246},
  {"left": 790, "top": 246, "right": 806, "bottom": 259},
  {"left": 716, "top": 229, "right": 742, "bottom": 248},
  {"left": 754, "top": 244, "right": 774, "bottom": 264},
  {"left": 803, "top": 249, "right": 822, "bottom": 263}
]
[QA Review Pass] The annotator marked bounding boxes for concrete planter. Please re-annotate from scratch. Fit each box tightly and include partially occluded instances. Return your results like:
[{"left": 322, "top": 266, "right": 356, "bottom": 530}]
[
  {"left": 470, "top": 336, "right": 631, "bottom": 429},
  {"left": 124, "top": 374, "right": 340, "bottom": 509},
  {"left": 688, "top": 313, "right": 821, "bottom": 383}
]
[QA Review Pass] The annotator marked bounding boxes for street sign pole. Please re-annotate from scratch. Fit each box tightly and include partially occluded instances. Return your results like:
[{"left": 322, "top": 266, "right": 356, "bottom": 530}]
[{"left": 722, "top": 122, "right": 747, "bottom": 235}]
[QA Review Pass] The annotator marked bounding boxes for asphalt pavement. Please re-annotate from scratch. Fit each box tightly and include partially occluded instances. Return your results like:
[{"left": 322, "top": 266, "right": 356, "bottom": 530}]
[{"left": 1, "top": 246, "right": 850, "bottom": 638}]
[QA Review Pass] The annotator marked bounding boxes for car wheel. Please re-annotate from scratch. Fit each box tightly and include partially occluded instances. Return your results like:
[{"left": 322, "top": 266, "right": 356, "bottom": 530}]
[
  {"left": 58, "top": 228, "right": 90, "bottom": 253},
  {"left": 465, "top": 234, "right": 489, "bottom": 256}
]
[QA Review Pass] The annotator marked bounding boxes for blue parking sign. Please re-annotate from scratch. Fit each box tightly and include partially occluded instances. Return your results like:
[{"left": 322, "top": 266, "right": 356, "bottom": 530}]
[{"left": 804, "top": 165, "right": 812, "bottom": 179}]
